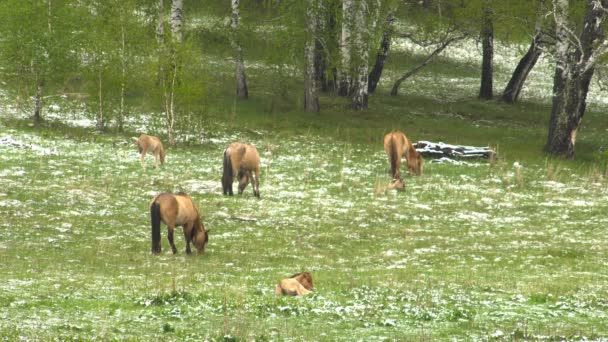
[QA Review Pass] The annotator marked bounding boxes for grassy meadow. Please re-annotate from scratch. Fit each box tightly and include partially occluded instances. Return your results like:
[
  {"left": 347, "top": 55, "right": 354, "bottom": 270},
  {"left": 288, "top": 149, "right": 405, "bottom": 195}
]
[{"left": 2, "top": 16, "right": 608, "bottom": 341}]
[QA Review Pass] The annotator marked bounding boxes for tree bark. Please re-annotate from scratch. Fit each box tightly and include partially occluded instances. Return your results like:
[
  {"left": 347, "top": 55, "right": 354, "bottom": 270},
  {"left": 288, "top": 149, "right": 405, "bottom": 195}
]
[
  {"left": 351, "top": 1, "right": 369, "bottom": 110},
  {"left": 314, "top": 1, "right": 329, "bottom": 92},
  {"left": 544, "top": 0, "right": 608, "bottom": 158},
  {"left": 231, "top": 0, "right": 249, "bottom": 99},
  {"left": 502, "top": 0, "right": 545, "bottom": 103},
  {"left": 478, "top": 2, "right": 493, "bottom": 100},
  {"left": 170, "top": 0, "right": 183, "bottom": 43},
  {"left": 304, "top": 0, "right": 320, "bottom": 112},
  {"left": 337, "top": 0, "right": 353, "bottom": 97},
  {"left": 502, "top": 33, "right": 542, "bottom": 103},
  {"left": 156, "top": 0, "right": 166, "bottom": 86},
  {"left": 96, "top": 68, "right": 105, "bottom": 132},
  {"left": 368, "top": 12, "right": 394, "bottom": 94},
  {"left": 33, "top": 81, "right": 43, "bottom": 123}
]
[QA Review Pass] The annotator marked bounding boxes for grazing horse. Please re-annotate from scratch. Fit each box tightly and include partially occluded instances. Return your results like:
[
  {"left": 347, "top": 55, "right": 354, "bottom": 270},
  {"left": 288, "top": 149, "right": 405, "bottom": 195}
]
[
  {"left": 222, "top": 142, "right": 261, "bottom": 198},
  {"left": 383, "top": 131, "right": 423, "bottom": 179},
  {"left": 135, "top": 134, "right": 166, "bottom": 168},
  {"left": 275, "top": 272, "right": 314, "bottom": 296},
  {"left": 150, "top": 192, "right": 209, "bottom": 255}
]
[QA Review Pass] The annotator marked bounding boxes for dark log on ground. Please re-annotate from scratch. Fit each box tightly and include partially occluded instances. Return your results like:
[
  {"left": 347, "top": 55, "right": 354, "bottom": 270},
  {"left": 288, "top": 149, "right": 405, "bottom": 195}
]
[{"left": 414, "top": 141, "right": 497, "bottom": 160}]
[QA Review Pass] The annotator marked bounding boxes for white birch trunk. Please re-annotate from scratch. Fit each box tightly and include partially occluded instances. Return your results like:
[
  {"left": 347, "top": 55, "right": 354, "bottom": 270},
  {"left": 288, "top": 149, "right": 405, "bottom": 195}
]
[
  {"left": 304, "top": 0, "right": 320, "bottom": 112},
  {"left": 231, "top": 0, "right": 249, "bottom": 99},
  {"left": 351, "top": 1, "right": 369, "bottom": 109},
  {"left": 96, "top": 68, "right": 104, "bottom": 132},
  {"left": 171, "top": 0, "right": 183, "bottom": 43},
  {"left": 337, "top": 0, "right": 353, "bottom": 96}
]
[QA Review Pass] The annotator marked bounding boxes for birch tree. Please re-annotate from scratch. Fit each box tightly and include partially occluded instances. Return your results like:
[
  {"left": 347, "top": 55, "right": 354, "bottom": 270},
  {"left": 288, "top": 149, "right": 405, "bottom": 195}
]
[
  {"left": 337, "top": 0, "right": 354, "bottom": 96},
  {"left": 230, "top": 0, "right": 249, "bottom": 99},
  {"left": 304, "top": 0, "right": 320, "bottom": 112},
  {"left": 351, "top": 1, "right": 371, "bottom": 109},
  {"left": 161, "top": 0, "right": 184, "bottom": 145},
  {"left": 544, "top": 0, "right": 608, "bottom": 158}
]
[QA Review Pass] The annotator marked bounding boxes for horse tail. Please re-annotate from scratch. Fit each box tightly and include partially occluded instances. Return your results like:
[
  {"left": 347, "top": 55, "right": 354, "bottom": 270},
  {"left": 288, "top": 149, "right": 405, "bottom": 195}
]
[
  {"left": 222, "top": 149, "right": 234, "bottom": 195},
  {"left": 150, "top": 201, "right": 162, "bottom": 254},
  {"left": 388, "top": 136, "right": 399, "bottom": 179}
]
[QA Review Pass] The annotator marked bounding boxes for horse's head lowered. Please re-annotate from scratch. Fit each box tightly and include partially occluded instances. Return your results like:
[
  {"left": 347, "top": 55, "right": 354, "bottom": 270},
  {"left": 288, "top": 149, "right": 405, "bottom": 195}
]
[
  {"left": 408, "top": 151, "right": 424, "bottom": 176},
  {"left": 192, "top": 219, "right": 209, "bottom": 254}
]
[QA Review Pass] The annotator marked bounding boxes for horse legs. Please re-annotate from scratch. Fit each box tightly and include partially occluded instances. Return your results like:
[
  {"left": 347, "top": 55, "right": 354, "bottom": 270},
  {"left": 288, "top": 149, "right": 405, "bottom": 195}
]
[
  {"left": 167, "top": 226, "right": 178, "bottom": 254},
  {"left": 183, "top": 224, "right": 193, "bottom": 255},
  {"left": 252, "top": 169, "right": 260, "bottom": 198},
  {"left": 140, "top": 150, "right": 146, "bottom": 168},
  {"left": 154, "top": 148, "right": 161, "bottom": 168}
]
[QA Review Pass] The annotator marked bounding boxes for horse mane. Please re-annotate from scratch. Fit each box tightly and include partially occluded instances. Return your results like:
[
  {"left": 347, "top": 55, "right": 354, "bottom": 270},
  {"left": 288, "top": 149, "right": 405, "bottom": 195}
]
[
  {"left": 404, "top": 137, "right": 419, "bottom": 159},
  {"left": 289, "top": 272, "right": 314, "bottom": 291}
]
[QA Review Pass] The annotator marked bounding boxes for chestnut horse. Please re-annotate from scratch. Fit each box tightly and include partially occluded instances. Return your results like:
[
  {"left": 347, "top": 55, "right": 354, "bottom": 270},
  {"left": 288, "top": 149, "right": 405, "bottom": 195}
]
[
  {"left": 275, "top": 272, "right": 314, "bottom": 296},
  {"left": 150, "top": 192, "right": 208, "bottom": 255},
  {"left": 383, "top": 131, "right": 423, "bottom": 179},
  {"left": 135, "top": 134, "right": 166, "bottom": 168},
  {"left": 222, "top": 142, "right": 261, "bottom": 198}
]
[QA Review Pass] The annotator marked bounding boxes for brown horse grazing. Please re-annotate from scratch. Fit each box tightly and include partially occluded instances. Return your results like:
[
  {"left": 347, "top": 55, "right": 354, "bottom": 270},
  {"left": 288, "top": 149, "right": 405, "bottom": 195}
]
[
  {"left": 150, "top": 192, "right": 209, "bottom": 255},
  {"left": 275, "top": 272, "right": 314, "bottom": 296},
  {"left": 135, "top": 134, "right": 166, "bottom": 168},
  {"left": 222, "top": 142, "right": 261, "bottom": 198},
  {"left": 383, "top": 131, "right": 423, "bottom": 179}
]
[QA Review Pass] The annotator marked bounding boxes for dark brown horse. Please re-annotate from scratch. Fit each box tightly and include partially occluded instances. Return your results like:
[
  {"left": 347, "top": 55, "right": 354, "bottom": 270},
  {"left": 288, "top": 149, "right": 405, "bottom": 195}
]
[
  {"left": 150, "top": 192, "right": 208, "bottom": 255},
  {"left": 383, "top": 131, "right": 423, "bottom": 179},
  {"left": 222, "top": 142, "right": 261, "bottom": 198}
]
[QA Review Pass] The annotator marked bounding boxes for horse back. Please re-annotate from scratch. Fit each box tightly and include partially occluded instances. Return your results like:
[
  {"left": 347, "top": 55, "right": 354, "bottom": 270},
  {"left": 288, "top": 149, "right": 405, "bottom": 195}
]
[
  {"left": 173, "top": 194, "right": 199, "bottom": 224},
  {"left": 228, "top": 143, "right": 260, "bottom": 172}
]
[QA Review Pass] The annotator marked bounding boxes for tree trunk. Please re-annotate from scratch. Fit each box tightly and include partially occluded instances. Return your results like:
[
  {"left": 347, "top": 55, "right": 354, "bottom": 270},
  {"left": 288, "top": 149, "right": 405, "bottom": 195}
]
[
  {"left": 304, "top": 0, "right": 320, "bottom": 112},
  {"left": 478, "top": 2, "right": 493, "bottom": 100},
  {"left": 351, "top": 1, "right": 369, "bottom": 110},
  {"left": 544, "top": 0, "right": 608, "bottom": 158},
  {"left": 118, "top": 12, "right": 126, "bottom": 132},
  {"left": 96, "top": 68, "right": 105, "bottom": 132},
  {"left": 502, "top": 33, "right": 542, "bottom": 103},
  {"left": 314, "top": 1, "right": 329, "bottom": 92},
  {"left": 171, "top": 0, "right": 183, "bottom": 43},
  {"left": 156, "top": 0, "right": 166, "bottom": 86},
  {"left": 368, "top": 12, "right": 394, "bottom": 94},
  {"left": 33, "top": 81, "right": 43, "bottom": 123},
  {"left": 231, "top": 0, "right": 249, "bottom": 99},
  {"left": 502, "top": 0, "right": 545, "bottom": 104},
  {"left": 337, "top": 0, "right": 353, "bottom": 97}
]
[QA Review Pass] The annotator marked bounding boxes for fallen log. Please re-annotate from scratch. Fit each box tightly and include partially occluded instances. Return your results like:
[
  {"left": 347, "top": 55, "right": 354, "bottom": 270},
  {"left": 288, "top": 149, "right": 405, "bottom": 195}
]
[{"left": 414, "top": 141, "right": 497, "bottom": 160}]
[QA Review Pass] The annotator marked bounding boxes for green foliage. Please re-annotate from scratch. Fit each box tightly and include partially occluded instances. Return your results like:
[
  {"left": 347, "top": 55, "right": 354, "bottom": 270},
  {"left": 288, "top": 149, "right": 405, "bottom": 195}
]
[{"left": 0, "top": 0, "right": 85, "bottom": 113}]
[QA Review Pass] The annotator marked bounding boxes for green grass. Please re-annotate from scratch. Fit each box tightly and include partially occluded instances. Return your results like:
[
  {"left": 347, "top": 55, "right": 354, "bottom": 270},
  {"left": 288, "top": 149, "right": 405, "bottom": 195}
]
[
  {"left": 2, "top": 15, "right": 608, "bottom": 339},
  {"left": 1, "top": 112, "right": 608, "bottom": 340}
]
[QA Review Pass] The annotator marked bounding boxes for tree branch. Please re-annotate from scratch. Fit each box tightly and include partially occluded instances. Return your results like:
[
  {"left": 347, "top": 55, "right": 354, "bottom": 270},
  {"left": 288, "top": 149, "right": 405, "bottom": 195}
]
[{"left": 390, "top": 33, "right": 468, "bottom": 96}]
